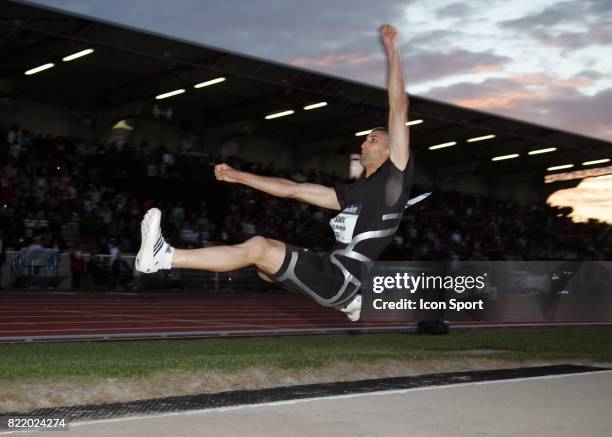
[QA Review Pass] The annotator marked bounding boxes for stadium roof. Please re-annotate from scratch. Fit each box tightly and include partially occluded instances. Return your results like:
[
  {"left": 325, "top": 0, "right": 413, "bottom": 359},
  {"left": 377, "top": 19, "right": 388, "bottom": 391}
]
[{"left": 1, "top": 0, "right": 611, "bottom": 183}]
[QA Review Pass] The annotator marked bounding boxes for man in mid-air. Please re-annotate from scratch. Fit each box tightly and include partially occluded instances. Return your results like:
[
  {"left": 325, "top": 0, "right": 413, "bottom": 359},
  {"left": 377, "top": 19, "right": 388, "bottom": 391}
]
[{"left": 135, "top": 24, "right": 413, "bottom": 321}]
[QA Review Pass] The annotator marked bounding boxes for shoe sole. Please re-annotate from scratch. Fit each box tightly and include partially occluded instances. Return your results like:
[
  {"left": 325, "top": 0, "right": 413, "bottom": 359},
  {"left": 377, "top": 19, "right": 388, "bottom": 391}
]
[{"left": 135, "top": 208, "right": 161, "bottom": 273}]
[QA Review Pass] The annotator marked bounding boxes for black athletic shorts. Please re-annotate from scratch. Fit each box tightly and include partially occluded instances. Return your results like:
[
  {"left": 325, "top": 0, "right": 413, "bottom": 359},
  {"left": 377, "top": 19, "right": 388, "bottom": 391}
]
[{"left": 269, "top": 243, "right": 359, "bottom": 307}]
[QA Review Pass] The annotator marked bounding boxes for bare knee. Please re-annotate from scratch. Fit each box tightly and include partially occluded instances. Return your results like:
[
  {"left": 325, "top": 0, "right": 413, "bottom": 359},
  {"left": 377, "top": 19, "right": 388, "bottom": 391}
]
[
  {"left": 241, "top": 236, "right": 285, "bottom": 274},
  {"left": 242, "top": 236, "right": 269, "bottom": 264}
]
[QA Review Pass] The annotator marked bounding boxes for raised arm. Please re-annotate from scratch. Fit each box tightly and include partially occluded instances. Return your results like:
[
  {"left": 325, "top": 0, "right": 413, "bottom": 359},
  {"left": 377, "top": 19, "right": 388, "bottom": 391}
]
[
  {"left": 381, "top": 24, "right": 410, "bottom": 170},
  {"left": 215, "top": 163, "right": 340, "bottom": 210}
]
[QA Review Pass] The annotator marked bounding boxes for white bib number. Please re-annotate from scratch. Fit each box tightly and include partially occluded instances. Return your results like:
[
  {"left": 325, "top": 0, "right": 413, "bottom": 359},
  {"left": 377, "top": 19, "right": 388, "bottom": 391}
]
[{"left": 330, "top": 204, "right": 361, "bottom": 244}]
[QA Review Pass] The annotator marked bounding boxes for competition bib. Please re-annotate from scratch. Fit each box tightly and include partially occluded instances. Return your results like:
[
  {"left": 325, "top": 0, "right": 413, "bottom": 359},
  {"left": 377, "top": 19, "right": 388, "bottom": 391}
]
[{"left": 330, "top": 204, "right": 361, "bottom": 243}]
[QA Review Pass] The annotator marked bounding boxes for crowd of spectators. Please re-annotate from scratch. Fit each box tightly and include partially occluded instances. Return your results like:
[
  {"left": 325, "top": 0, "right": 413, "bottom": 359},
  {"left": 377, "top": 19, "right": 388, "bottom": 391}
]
[{"left": 1, "top": 123, "right": 610, "bottom": 290}]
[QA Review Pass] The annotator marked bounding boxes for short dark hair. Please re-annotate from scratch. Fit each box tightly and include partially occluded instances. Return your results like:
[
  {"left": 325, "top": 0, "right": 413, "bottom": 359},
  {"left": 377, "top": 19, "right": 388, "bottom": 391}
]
[{"left": 371, "top": 127, "right": 388, "bottom": 134}]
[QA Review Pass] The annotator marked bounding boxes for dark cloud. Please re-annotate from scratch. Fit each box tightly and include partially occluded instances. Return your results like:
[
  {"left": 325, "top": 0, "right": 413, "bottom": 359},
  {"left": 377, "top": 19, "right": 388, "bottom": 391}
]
[
  {"left": 30, "top": 0, "right": 413, "bottom": 63},
  {"left": 587, "top": 0, "right": 612, "bottom": 15},
  {"left": 405, "top": 29, "right": 465, "bottom": 47},
  {"left": 290, "top": 46, "right": 511, "bottom": 87},
  {"left": 435, "top": 2, "right": 473, "bottom": 19},
  {"left": 499, "top": 1, "right": 612, "bottom": 56},
  {"left": 536, "top": 87, "right": 612, "bottom": 140},
  {"left": 575, "top": 70, "right": 605, "bottom": 80},
  {"left": 424, "top": 77, "right": 612, "bottom": 141},
  {"left": 530, "top": 20, "right": 612, "bottom": 52},
  {"left": 500, "top": 1, "right": 580, "bottom": 29},
  {"left": 500, "top": 0, "right": 612, "bottom": 31},
  {"left": 424, "top": 77, "right": 531, "bottom": 103},
  {"left": 402, "top": 47, "right": 511, "bottom": 83}
]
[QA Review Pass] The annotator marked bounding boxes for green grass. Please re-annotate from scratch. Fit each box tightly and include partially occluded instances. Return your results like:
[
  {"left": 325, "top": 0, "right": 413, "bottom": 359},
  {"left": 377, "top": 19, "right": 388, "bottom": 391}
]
[{"left": 0, "top": 327, "right": 611, "bottom": 381}]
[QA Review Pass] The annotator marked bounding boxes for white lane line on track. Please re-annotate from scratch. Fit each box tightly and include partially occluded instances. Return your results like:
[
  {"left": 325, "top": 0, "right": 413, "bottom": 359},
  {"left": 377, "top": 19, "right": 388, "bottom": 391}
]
[
  {"left": 1, "top": 369, "right": 610, "bottom": 435},
  {"left": 0, "top": 318, "right": 352, "bottom": 324},
  {"left": 0, "top": 305, "right": 360, "bottom": 334},
  {"left": 0, "top": 305, "right": 293, "bottom": 331}
]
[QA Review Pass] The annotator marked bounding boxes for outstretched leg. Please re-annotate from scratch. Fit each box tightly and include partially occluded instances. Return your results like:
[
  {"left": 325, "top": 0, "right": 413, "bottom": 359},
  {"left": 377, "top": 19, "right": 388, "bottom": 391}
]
[
  {"left": 135, "top": 209, "right": 360, "bottom": 320},
  {"left": 172, "top": 236, "right": 286, "bottom": 274},
  {"left": 135, "top": 208, "right": 285, "bottom": 276}
]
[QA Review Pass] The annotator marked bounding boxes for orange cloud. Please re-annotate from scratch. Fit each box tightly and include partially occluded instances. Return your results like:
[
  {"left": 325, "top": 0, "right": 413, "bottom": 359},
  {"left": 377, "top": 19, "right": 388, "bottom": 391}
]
[
  {"left": 454, "top": 89, "right": 539, "bottom": 109},
  {"left": 509, "top": 73, "right": 595, "bottom": 94},
  {"left": 470, "top": 64, "right": 504, "bottom": 73},
  {"left": 291, "top": 53, "right": 374, "bottom": 67},
  {"left": 512, "top": 73, "right": 552, "bottom": 86},
  {"left": 554, "top": 78, "right": 593, "bottom": 89}
]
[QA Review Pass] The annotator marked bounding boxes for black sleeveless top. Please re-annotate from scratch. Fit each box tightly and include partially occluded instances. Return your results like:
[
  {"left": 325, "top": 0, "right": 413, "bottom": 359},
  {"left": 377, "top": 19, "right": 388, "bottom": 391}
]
[{"left": 331, "top": 155, "right": 414, "bottom": 279}]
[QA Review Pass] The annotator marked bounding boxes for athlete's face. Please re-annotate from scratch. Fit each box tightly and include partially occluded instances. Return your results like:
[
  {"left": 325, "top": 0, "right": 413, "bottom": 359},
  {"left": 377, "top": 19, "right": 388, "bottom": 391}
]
[{"left": 360, "top": 130, "right": 389, "bottom": 166}]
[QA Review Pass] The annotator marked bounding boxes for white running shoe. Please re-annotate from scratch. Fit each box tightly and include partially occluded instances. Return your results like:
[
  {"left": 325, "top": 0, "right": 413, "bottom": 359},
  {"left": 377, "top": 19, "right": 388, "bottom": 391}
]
[
  {"left": 339, "top": 294, "right": 362, "bottom": 322},
  {"left": 135, "top": 208, "right": 173, "bottom": 273}
]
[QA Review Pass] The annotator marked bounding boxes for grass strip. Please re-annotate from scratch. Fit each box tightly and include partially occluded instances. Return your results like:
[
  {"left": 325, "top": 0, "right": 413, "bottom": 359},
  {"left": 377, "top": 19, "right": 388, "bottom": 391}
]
[{"left": 0, "top": 327, "right": 610, "bottom": 381}]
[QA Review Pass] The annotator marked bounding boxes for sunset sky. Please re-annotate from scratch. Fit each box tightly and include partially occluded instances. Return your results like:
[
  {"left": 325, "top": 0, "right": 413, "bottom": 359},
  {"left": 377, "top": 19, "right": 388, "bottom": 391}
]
[{"left": 28, "top": 0, "right": 612, "bottom": 222}]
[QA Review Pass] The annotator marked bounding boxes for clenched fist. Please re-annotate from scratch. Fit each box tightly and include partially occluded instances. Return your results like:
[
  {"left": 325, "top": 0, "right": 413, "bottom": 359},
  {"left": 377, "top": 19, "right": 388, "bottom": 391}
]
[
  {"left": 381, "top": 24, "right": 398, "bottom": 52},
  {"left": 214, "top": 163, "right": 241, "bottom": 183}
]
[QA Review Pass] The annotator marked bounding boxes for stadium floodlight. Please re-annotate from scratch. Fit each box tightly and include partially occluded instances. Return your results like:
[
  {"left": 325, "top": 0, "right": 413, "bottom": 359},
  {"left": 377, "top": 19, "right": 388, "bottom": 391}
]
[
  {"left": 265, "top": 110, "right": 294, "bottom": 120},
  {"left": 428, "top": 141, "right": 456, "bottom": 150},
  {"left": 155, "top": 89, "right": 186, "bottom": 100},
  {"left": 547, "top": 164, "right": 574, "bottom": 171},
  {"left": 25, "top": 63, "right": 54, "bottom": 75},
  {"left": 582, "top": 158, "right": 610, "bottom": 166},
  {"left": 62, "top": 48, "right": 94, "bottom": 62},
  {"left": 194, "top": 77, "right": 226, "bottom": 88},
  {"left": 406, "top": 119, "right": 424, "bottom": 126},
  {"left": 492, "top": 153, "right": 519, "bottom": 161},
  {"left": 528, "top": 147, "right": 557, "bottom": 155},
  {"left": 303, "top": 102, "right": 327, "bottom": 110},
  {"left": 467, "top": 134, "right": 495, "bottom": 143}
]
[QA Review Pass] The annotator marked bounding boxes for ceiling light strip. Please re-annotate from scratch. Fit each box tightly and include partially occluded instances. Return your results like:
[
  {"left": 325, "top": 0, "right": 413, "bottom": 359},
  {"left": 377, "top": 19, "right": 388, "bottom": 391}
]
[
  {"left": 265, "top": 110, "right": 295, "bottom": 120},
  {"left": 528, "top": 147, "right": 557, "bottom": 155},
  {"left": 467, "top": 134, "right": 495, "bottom": 142},
  {"left": 492, "top": 153, "right": 519, "bottom": 161},
  {"left": 429, "top": 141, "right": 456, "bottom": 150},
  {"left": 547, "top": 164, "right": 574, "bottom": 171},
  {"left": 155, "top": 89, "right": 186, "bottom": 99},
  {"left": 194, "top": 77, "right": 226, "bottom": 88},
  {"left": 25, "top": 63, "right": 55, "bottom": 75},
  {"left": 62, "top": 48, "right": 94, "bottom": 62}
]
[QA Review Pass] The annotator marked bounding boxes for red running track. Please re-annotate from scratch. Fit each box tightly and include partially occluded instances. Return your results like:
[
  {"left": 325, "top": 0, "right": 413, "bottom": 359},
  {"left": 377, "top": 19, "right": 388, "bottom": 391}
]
[
  {"left": 0, "top": 291, "right": 405, "bottom": 342},
  {"left": 0, "top": 291, "right": 610, "bottom": 343}
]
